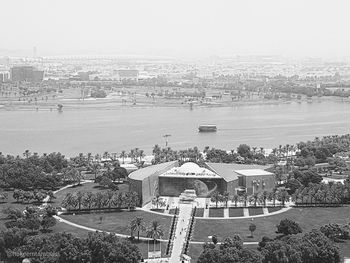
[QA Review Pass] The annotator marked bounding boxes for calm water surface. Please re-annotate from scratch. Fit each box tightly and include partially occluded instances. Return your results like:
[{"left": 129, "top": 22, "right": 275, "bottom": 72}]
[{"left": 0, "top": 100, "right": 349, "bottom": 156}]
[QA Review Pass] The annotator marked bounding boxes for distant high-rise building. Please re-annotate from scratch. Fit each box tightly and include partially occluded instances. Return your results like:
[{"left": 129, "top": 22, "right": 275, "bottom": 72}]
[
  {"left": 10, "top": 66, "right": 44, "bottom": 82},
  {"left": 0, "top": 72, "right": 9, "bottom": 83}
]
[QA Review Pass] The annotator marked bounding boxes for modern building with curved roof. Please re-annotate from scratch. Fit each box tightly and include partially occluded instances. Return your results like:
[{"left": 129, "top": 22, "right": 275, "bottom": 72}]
[{"left": 129, "top": 161, "right": 275, "bottom": 206}]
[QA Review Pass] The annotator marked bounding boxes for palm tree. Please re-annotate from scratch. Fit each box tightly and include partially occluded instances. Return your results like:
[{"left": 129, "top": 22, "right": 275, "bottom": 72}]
[
  {"left": 222, "top": 191, "right": 230, "bottom": 208},
  {"left": 269, "top": 191, "right": 277, "bottom": 207},
  {"left": 152, "top": 144, "right": 161, "bottom": 155},
  {"left": 146, "top": 221, "right": 164, "bottom": 241},
  {"left": 94, "top": 153, "right": 101, "bottom": 162},
  {"left": 120, "top": 150, "right": 127, "bottom": 164},
  {"left": 138, "top": 150, "right": 145, "bottom": 163},
  {"left": 23, "top": 149, "right": 31, "bottom": 159},
  {"left": 129, "top": 149, "right": 136, "bottom": 163},
  {"left": 86, "top": 152, "right": 93, "bottom": 165},
  {"left": 241, "top": 192, "right": 248, "bottom": 207},
  {"left": 103, "top": 151, "right": 110, "bottom": 161},
  {"left": 112, "top": 192, "right": 124, "bottom": 208},
  {"left": 131, "top": 217, "right": 146, "bottom": 241},
  {"left": 278, "top": 189, "right": 289, "bottom": 207},
  {"left": 76, "top": 191, "right": 84, "bottom": 211},
  {"left": 232, "top": 194, "right": 239, "bottom": 207},
  {"left": 211, "top": 191, "right": 222, "bottom": 208},
  {"left": 83, "top": 192, "right": 95, "bottom": 210},
  {"left": 152, "top": 194, "right": 165, "bottom": 209},
  {"left": 251, "top": 193, "right": 259, "bottom": 207},
  {"left": 106, "top": 190, "right": 115, "bottom": 210},
  {"left": 259, "top": 191, "right": 269, "bottom": 207},
  {"left": 89, "top": 161, "right": 101, "bottom": 181}
]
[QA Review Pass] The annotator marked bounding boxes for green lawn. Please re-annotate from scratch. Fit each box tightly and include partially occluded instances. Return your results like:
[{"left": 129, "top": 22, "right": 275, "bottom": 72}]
[
  {"left": 229, "top": 208, "right": 244, "bottom": 217},
  {"left": 195, "top": 208, "right": 204, "bottom": 217},
  {"left": 192, "top": 206, "right": 350, "bottom": 242},
  {"left": 248, "top": 207, "right": 263, "bottom": 216},
  {"left": 268, "top": 207, "right": 283, "bottom": 213},
  {"left": 60, "top": 210, "right": 172, "bottom": 239},
  {"left": 209, "top": 208, "right": 224, "bottom": 217}
]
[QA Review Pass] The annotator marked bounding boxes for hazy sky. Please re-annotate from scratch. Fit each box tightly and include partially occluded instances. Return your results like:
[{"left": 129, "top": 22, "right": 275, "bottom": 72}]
[{"left": 1, "top": 0, "right": 350, "bottom": 58}]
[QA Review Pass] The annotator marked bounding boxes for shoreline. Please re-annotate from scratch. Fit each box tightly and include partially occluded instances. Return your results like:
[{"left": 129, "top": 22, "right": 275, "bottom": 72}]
[{"left": 0, "top": 95, "right": 348, "bottom": 112}]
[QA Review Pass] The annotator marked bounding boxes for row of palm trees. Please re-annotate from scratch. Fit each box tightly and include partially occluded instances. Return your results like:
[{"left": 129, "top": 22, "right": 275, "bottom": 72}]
[
  {"left": 68, "top": 149, "right": 146, "bottom": 167},
  {"left": 292, "top": 182, "right": 349, "bottom": 205},
  {"left": 129, "top": 217, "right": 164, "bottom": 242},
  {"left": 210, "top": 189, "right": 290, "bottom": 208},
  {"left": 61, "top": 190, "right": 139, "bottom": 211}
]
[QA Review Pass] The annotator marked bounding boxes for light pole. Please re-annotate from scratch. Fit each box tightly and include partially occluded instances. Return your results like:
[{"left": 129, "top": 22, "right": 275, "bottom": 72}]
[{"left": 163, "top": 134, "right": 171, "bottom": 147}]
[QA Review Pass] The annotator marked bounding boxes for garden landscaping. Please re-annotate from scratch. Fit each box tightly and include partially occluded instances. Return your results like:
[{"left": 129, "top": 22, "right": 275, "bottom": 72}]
[
  {"left": 229, "top": 207, "right": 244, "bottom": 217},
  {"left": 208, "top": 207, "right": 224, "bottom": 217},
  {"left": 192, "top": 206, "right": 350, "bottom": 242}
]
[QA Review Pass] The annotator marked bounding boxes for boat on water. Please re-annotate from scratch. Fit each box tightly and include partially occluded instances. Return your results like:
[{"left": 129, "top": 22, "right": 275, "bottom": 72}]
[{"left": 198, "top": 125, "right": 217, "bottom": 132}]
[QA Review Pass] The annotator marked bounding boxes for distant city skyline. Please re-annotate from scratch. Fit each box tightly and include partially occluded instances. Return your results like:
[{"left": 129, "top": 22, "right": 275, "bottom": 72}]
[{"left": 1, "top": 0, "right": 350, "bottom": 59}]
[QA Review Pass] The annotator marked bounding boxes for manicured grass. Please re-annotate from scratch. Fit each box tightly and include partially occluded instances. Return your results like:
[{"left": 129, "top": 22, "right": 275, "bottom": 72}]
[
  {"left": 248, "top": 207, "right": 263, "bottom": 216},
  {"left": 195, "top": 208, "right": 204, "bottom": 217},
  {"left": 209, "top": 208, "right": 224, "bottom": 217},
  {"left": 52, "top": 218, "right": 90, "bottom": 238},
  {"left": 192, "top": 206, "right": 350, "bottom": 242},
  {"left": 150, "top": 209, "right": 165, "bottom": 213},
  {"left": 268, "top": 207, "right": 283, "bottom": 213},
  {"left": 338, "top": 240, "right": 350, "bottom": 261},
  {"left": 60, "top": 210, "right": 172, "bottom": 239},
  {"left": 229, "top": 208, "right": 244, "bottom": 217},
  {"left": 55, "top": 182, "right": 129, "bottom": 206}
]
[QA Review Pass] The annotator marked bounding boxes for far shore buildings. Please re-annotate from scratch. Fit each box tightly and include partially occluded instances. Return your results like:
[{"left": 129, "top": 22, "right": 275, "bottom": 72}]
[
  {"left": 114, "top": 69, "right": 139, "bottom": 82},
  {"left": 129, "top": 161, "right": 275, "bottom": 206},
  {"left": 10, "top": 66, "right": 44, "bottom": 82}
]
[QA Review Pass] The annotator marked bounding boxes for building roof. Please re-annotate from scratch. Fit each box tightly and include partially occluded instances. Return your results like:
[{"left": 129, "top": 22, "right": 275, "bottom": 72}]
[
  {"left": 235, "top": 169, "right": 273, "bottom": 176},
  {"left": 128, "top": 161, "right": 178, "bottom": 180},
  {"left": 205, "top": 163, "right": 272, "bottom": 182},
  {"left": 160, "top": 162, "right": 220, "bottom": 178}
]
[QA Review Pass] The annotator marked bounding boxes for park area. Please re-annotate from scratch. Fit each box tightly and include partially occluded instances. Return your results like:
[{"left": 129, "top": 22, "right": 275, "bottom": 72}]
[{"left": 192, "top": 206, "right": 350, "bottom": 242}]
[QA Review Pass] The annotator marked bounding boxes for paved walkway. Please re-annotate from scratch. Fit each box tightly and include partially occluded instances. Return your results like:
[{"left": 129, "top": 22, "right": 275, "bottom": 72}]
[
  {"left": 169, "top": 203, "right": 193, "bottom": 263},
  {"left": 224, "top": 208, "right": 229, "bottom": 218},
  {"left": 262, "top": 207, "right": 269, "bottom": 215},
  {"left": 243, "top": 208, "right": 249, "bottom": 217},
  {"left": 195, "top": 206, "right": 292, "bottom": 220}
]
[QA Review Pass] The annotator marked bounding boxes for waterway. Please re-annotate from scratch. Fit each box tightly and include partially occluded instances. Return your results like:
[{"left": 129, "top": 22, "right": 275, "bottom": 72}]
[{"left": 0, "top": 99, "right": 349, "bottom": 156}]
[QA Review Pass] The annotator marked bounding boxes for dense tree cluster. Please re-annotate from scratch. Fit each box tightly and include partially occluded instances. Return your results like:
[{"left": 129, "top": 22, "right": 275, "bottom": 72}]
[
  {"left": 2, "top": 205, "right": 57, "bottom": 233},
  {"left": 0, "top": 152, "right": 68, "bottom": 189},
  {"left": 0, "top": 231, "right": 142, "bottom": 263},
  {"left": 198, "top": 235, "right": 264, "bottom": 263},
  {"left": 260, "top": 230, "right": 342, "bottom": 263},
  {"left": 199, "top": 219, "right": 347, "bottom": 263},
  {"left": 12, "top": 189, "right": 55, "bottom": 204}
]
